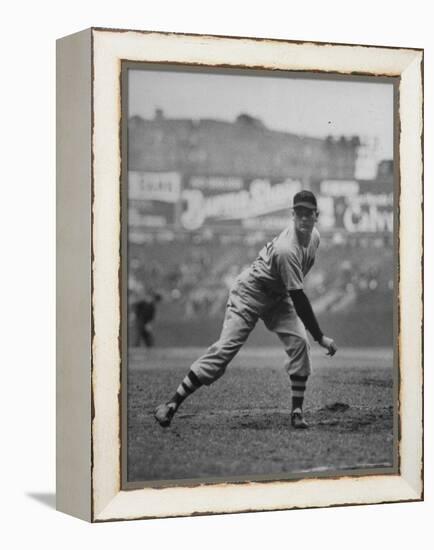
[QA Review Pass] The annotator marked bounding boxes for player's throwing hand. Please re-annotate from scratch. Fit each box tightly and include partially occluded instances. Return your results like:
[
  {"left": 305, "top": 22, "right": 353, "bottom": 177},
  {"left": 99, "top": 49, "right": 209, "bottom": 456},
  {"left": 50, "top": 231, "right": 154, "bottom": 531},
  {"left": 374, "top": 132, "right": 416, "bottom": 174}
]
[{"left": 319, "top": 335, "right": 338, "bottom": 357}]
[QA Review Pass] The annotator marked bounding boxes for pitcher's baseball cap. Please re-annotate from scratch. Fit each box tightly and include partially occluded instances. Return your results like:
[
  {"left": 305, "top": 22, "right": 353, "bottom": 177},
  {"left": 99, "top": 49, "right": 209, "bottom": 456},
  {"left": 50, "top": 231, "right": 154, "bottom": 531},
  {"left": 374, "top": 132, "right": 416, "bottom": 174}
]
[{"left": 293, "top": 190, "right": 318, "bottom": 210}]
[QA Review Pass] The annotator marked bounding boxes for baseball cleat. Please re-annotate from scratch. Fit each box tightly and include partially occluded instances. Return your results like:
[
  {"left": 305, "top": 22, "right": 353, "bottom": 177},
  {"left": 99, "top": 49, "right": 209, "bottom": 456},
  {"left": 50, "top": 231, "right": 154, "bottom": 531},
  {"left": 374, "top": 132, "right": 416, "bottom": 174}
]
[
  {"left": 291, "top": 408, "right": 308, "bottom": 429},
  {"left": 154, "top": 402, "right": 176, "bottom": 427}
]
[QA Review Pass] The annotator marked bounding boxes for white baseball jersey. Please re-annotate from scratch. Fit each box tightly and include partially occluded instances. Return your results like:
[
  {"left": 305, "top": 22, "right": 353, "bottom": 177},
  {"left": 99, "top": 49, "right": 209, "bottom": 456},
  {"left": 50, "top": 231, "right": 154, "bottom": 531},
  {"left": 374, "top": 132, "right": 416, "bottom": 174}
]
[{"left": 249, "top": 226, "right": 321, "bottom": 295}]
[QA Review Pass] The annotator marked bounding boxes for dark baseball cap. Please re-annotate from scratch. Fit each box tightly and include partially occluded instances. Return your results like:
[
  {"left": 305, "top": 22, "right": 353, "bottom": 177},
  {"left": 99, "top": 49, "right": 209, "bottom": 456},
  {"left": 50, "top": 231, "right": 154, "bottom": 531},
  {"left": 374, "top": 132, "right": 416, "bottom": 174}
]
[{"left": 293, "top": 190, "right": 318, "bottom": 210}]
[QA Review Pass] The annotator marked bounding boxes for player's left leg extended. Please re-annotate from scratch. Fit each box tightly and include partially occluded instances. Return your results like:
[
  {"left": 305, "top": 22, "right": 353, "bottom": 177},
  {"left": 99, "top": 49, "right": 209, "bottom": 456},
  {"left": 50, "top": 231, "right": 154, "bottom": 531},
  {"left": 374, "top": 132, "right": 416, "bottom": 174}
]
[{"left": 154, "top": 287, "right": 258, "bottom": 427}]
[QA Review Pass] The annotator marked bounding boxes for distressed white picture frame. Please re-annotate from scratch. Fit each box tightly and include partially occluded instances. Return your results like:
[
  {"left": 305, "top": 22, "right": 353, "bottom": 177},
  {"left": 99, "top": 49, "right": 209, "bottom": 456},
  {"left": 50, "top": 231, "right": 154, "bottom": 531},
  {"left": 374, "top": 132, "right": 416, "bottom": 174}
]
[{"left": 56, "top": 27, "right": 423, "bottom": 522}]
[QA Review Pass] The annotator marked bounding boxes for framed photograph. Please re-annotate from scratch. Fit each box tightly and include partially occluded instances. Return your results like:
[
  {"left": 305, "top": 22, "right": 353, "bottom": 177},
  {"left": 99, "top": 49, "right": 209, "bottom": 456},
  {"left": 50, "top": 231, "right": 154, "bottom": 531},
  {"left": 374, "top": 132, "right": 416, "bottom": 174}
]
[{"left": 56, "top": 28, "right": 423, "bottom": 522}]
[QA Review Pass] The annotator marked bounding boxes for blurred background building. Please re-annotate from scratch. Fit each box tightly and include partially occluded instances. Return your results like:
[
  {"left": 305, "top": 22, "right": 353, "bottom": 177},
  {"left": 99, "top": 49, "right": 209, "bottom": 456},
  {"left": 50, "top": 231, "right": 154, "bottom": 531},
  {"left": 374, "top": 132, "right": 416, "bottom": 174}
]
[{"left": 127, "top": 110, "right": 394, "bottom": 348}]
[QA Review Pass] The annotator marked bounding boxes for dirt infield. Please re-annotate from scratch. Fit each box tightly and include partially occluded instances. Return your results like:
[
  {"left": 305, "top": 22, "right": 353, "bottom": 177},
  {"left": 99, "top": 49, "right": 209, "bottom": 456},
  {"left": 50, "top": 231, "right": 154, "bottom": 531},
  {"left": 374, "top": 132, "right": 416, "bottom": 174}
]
[{"left": 126, "top": 347, "right": 396, "bottom": 483}]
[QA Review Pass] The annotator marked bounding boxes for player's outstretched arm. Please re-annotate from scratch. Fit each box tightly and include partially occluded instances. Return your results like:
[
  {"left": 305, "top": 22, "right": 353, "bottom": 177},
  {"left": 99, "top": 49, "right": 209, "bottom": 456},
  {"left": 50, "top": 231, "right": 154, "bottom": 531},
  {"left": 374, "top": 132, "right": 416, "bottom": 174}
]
[
  {"left": 289, "top": 289, "right": 338, "bottom": 357},
  {"left": 289, "top": 289, "right": 323, "bottom": 342}
]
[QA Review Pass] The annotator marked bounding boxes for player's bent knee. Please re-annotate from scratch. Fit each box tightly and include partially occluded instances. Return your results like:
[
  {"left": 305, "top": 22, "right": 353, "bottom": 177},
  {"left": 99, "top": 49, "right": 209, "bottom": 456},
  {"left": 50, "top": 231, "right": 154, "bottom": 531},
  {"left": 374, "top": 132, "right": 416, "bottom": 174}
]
[
  {"left": 209, "top": 339, "right": 242, "bottom": 360},
  {"left": 283, "top": 334, "right": 311, "bottom": 376},
  {"left": 290, "top": 334, "right": 310, "bottom": 354}
]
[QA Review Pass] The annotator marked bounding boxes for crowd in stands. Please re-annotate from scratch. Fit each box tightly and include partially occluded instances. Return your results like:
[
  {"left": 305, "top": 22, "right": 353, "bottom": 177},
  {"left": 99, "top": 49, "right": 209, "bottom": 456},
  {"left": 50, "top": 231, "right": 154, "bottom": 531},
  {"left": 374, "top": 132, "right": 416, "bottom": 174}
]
[{"left": 128, "top": 234, "right": 393, "bottom": 322}]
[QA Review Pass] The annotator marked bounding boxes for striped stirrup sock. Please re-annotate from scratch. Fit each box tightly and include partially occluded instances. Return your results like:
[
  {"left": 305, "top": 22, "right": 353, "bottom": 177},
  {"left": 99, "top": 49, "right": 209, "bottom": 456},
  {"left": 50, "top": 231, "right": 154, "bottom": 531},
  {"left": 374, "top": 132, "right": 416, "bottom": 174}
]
[
  {"left": 290, "top": 374, "right": 308, "bottom": 411},
  {"left": 170, "top": 370, "right": 203, "bottom": 409}
]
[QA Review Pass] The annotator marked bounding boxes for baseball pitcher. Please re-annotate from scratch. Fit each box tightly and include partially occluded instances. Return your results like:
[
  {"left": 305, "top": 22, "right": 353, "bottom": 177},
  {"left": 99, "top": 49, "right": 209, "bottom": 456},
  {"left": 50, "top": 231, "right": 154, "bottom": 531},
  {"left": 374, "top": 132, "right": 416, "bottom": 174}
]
[{"left": 155, "top": 190, "right": 338, "bottom": 429}]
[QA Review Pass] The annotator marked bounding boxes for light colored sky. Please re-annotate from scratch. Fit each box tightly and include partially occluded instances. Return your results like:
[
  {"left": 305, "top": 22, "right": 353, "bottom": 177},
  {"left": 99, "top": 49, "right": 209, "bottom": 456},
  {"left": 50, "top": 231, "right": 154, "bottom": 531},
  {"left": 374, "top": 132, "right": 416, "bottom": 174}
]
[{"left": 129, "top": 68, "right": 394, "bottom": 160}]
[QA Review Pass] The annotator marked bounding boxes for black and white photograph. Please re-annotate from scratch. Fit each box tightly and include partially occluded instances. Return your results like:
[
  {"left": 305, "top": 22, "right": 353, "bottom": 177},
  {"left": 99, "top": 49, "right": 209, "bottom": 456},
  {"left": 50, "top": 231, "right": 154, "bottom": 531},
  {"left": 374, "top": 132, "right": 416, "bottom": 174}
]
[
  {"left": 123, "top": 65, "right": 397, "bottom": 485},
  {"left": 3, "top": 0, "right": 428, "bottom": 540}
]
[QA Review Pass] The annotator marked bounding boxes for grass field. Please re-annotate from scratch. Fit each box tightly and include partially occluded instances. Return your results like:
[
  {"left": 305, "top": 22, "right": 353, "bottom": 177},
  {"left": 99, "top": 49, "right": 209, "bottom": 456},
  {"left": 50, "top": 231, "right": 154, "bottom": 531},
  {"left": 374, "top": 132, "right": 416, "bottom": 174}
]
[{"left": 127, "top": 347, "right": 396, "bottom": 483}]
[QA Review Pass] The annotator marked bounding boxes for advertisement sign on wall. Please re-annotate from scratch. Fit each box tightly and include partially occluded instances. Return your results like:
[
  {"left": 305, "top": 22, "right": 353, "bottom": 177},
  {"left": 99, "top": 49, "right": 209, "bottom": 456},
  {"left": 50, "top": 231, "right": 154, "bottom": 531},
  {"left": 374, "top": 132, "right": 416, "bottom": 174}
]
[{"left": 128, "top": 171, "right": 393, "bottom": 234}]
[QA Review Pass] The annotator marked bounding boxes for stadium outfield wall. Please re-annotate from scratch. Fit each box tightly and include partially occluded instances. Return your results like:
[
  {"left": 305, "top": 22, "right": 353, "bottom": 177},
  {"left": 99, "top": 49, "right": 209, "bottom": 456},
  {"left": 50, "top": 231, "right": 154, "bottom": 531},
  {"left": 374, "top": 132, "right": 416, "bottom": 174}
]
[{"left": 151, "top": 308, "right": 393, "bottom": 349}]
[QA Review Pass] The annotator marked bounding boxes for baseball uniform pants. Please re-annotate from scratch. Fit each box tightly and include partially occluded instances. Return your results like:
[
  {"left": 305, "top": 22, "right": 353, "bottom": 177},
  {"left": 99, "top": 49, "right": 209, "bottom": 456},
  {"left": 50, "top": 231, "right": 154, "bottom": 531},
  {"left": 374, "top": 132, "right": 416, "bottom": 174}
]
[{"left": 190, "top": 272, "right": 312, "bottom": 385}]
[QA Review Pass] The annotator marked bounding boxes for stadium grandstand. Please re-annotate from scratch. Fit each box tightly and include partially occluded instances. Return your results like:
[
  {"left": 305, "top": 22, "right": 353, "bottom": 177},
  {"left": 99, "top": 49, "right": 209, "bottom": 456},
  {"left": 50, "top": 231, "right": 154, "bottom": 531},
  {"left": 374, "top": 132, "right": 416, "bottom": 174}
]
[{"left": 127, "top": 110, "right": 394, "bottom": 348}]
